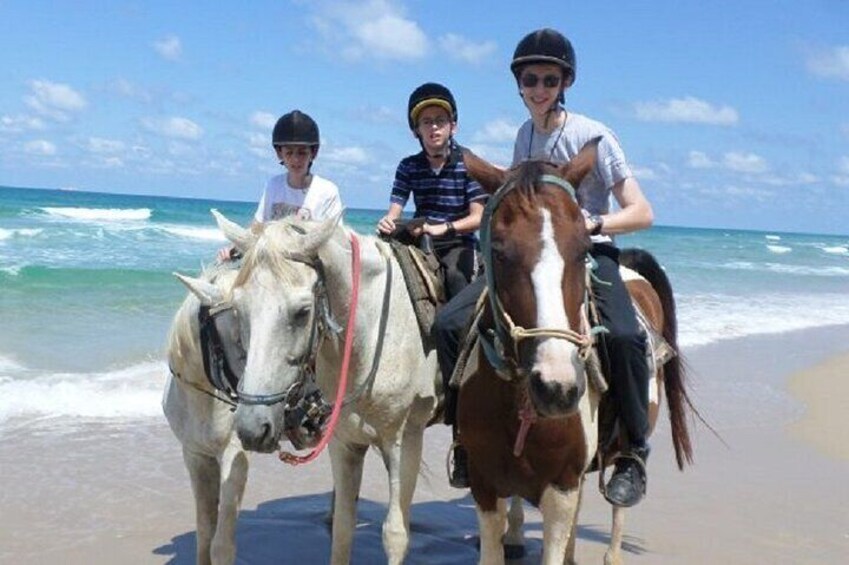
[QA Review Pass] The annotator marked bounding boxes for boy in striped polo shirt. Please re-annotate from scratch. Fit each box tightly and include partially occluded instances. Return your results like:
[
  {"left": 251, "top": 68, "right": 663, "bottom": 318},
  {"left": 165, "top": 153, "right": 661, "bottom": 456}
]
[{"left": 377, "top": 82, "right": 488, "bottom": 300}]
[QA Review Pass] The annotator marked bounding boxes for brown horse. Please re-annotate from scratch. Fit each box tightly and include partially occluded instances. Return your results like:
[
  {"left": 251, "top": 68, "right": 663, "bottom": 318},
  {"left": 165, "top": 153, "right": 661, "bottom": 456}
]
[{"left": 458, "top": 141, "right": 694, "bottom": 565}]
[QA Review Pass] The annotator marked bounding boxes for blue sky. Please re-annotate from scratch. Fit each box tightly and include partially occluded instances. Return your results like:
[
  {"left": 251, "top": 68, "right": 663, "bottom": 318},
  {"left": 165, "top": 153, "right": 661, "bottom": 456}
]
[{"left": 1, "top": 0, "right": 848, "bottom": 235}]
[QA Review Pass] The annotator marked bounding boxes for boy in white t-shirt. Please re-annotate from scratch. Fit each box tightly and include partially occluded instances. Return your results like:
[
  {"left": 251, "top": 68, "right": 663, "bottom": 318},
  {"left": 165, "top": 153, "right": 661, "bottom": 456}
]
[{"left": 219, "top": 110, "right": 342, "bottom": 260}]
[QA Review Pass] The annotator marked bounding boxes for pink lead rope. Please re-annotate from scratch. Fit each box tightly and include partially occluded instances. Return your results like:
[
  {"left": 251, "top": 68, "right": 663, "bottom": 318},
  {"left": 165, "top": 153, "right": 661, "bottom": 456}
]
[{"left": 279, "top": 232, "right": 361, "bottom": 466}]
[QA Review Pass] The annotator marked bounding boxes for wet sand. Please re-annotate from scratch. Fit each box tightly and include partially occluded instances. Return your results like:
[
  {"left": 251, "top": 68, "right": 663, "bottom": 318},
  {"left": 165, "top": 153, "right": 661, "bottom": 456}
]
[{"left": 1, "top": 325, "right": 848, "bottom": 564}]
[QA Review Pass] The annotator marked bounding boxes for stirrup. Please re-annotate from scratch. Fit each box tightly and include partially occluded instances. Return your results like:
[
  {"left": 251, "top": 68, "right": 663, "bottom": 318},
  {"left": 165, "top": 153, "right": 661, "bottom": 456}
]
[{"left": 599, "top": 450, "right": 647, "bottom": 507}]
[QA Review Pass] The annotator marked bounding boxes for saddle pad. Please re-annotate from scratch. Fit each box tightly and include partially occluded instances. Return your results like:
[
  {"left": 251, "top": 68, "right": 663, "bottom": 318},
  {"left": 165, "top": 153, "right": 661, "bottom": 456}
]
[{"left": 387, "top": 241, "right": 445, "bottom": 348}]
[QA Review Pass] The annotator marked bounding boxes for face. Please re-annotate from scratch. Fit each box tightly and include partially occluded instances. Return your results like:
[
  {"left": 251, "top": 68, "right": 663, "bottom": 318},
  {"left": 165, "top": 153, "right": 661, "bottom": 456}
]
[
  {"left": 275, "top": 144, "right": 316, "bottom": 177},
  {"left": 415, "top": 105, "right": 456, "bottom": 153},
  {"left": 518, "top": 63, "right": 566, "bottom": 118}
]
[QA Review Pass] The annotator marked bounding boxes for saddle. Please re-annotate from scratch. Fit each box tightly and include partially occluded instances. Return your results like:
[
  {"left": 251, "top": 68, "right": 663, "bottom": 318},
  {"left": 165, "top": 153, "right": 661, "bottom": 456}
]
[{"left": 380, "top": 221, "right": 446, "bottom": 351}]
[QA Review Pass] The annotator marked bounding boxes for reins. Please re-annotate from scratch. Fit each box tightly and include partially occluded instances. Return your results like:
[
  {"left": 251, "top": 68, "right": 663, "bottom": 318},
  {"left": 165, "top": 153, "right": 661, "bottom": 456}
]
[
  {"left": 279, "top": 231, "right": 362, "bottom": 465},
  {"left": 479, "top": 171, "right": 595, "bottom": 377}
]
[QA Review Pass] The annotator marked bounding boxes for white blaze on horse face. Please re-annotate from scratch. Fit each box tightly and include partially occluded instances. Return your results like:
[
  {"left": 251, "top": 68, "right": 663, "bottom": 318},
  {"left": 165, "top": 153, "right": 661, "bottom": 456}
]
[{"left": 531, "top": 209, "right": 582, "bottom": 386}]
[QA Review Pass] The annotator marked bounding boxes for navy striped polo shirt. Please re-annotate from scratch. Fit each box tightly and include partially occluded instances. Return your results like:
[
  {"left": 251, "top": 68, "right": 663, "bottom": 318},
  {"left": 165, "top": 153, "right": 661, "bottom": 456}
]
[{"left": 390, "top": 143, "right": 488, "bottom": 244}]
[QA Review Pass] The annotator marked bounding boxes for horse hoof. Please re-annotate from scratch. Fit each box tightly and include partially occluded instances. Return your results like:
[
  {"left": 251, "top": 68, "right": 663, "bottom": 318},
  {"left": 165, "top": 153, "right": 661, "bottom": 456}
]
[{"left": 503, "top": 543, "right": 525, "bottom": 560}]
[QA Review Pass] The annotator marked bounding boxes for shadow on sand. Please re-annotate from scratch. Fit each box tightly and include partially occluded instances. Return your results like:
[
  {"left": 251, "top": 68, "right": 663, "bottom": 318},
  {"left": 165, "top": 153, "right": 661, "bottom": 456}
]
[{"left": 154, "top": 492, "right": 645, "bottom": 564}]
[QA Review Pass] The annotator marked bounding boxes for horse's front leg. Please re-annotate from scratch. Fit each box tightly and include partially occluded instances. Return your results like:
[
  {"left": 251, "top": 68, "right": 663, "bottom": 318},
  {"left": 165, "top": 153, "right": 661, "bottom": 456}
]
[
  {"left": 563, "top": 478, "right": 585, "bottom": 565},
  {"left": 210, "top": 440, "right": 248, "bottom": 565},
  {"left": 379, "top": 429, "right": 416, "bottom": 565},
  {"left": 476, "top": 497, "right": 508, "bottom": 565},
  {"left": 182, "top": 447, "right": 221, "bottom": 565},
  {"left": 329, "top": 439, "right": 368, "bottom": 565},
  {"left": 539, "top": 484, "right": 581, "bottom": 565},
  {"left": 503, "top": 495, "right": 525, "bottom": 558},
  {"left": 603, "top": 505, "right": 626, "bottom": 565}
]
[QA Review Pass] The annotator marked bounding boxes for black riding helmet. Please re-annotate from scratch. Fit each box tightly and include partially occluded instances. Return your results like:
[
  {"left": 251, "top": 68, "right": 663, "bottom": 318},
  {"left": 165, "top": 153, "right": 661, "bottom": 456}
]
[
  {"left": 272, "top": 110, "right": 320, "bottom": 147},
  {"left": 511, "top": 28, "right": 576, "bottom": 87},
  {"left": 407, "top": 82, "right": 458, "bottom": 130}
]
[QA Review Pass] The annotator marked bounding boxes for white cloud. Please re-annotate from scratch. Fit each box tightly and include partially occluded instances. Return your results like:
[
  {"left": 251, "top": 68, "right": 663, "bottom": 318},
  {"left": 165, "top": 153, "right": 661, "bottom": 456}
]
[
  {"left": 322, "top": 145, "right": 370, "bottom": 165},
  {"left": 805, "top": 45, "right": 849, "bottom": 81},
  {"left": 631, "top": 165, "right": 658, "bottom": 181},
  {"left": 309, "top": 0, "right": 428, "bottom": 61},
  {"left": 472, "top": 118, "right": 520, "bottom": 144},
  {"left": 25, "top": 80, "right": 87, "bottom": 121},
  {"left": 23, "top": 139, "right": 57, "bottom": 155},
  {"left": 722, "top": 151, "right": 768, "bottom": 174},
  {"left": 465, "top": 143, "right": 512, "bottom": 167},
  {"left": 251, "top": 111, "right": 277, "bottom": 130},
  {"left": 634, "top": 97, "right": 738, "bottom": 126},
  {"left": 153, "top": 35, "right": 182, "bottom": 61},
  {"left": 108, "top": 78, "right": 153, "bottom": 104},
  {"left": 760, "top": 172, "right": 819, "bottom": 187},
  {"left": 439, "top": 33, "right": 496, "bottom": 65},
  {"left": 141, "top": 116, "right": 203, "bottom": 140},
  {"left": 687, "top": 150, "right": 714, "bottom": 169},
  {"left": 1, "top": 114, "right": 45, "bottom": 132},
  {"left": 85, "top": 137, "right": 125, "bottom": 154}
]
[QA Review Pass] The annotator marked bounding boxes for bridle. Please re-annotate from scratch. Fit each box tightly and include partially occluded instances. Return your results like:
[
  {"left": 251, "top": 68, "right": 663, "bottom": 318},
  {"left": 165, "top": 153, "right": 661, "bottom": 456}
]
[{"left": 478, "top": 169, "right": 594, "bottom": 381}]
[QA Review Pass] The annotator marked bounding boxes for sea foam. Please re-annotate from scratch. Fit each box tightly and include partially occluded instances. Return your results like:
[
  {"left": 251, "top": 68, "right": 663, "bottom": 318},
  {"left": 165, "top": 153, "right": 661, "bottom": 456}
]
[
  {"left": 40, "top": 207, "right": 152, "bottom": 222},
  {"left": 0, "top": 359, "right": 167, "bottom": 424}
]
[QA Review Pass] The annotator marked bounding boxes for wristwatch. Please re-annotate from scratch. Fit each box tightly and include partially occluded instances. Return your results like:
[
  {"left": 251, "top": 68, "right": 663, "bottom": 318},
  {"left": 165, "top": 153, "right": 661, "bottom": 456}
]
[
  {"left": 589, "top": 214, "right": 604, "bottom": 236},
  {"left": 445, "top": 221, "right": 457, "bottom": 236}
]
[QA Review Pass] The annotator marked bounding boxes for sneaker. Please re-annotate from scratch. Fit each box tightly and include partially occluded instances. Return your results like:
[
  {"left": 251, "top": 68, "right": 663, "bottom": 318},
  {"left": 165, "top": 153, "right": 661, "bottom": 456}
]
[
  {"left": 604, "top": 446, "right": 649, "bottom": 507},
  {"left": 449, "top": 444, "right": 470, "bottom": 489}
]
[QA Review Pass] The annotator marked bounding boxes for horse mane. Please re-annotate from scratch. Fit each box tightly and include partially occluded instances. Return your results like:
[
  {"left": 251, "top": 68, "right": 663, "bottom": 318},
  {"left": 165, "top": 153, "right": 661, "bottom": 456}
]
[
  {"left": 232, "top": 217, "right": 316, "bottom": 291},
  {"left": 510, "top": 160, "right": 555, "bottom": 200}
]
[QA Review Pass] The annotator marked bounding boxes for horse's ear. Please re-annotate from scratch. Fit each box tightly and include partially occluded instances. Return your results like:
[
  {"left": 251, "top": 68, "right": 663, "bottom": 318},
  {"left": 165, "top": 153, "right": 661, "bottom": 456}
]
[
  {"left": 463, "top": 148, "right": 508, "bottom": 194},
  {"left": 560, "top": 136, "right": 601, "bottom": 188},
  {"left": 212, "top": 209, "right": 255, "bottom": 253},
  {"left": 174, "top": 272, "right": 224, "bottom": 306},
  {"left": 296, "top": 210, "right": 342, "bottom": 258}
]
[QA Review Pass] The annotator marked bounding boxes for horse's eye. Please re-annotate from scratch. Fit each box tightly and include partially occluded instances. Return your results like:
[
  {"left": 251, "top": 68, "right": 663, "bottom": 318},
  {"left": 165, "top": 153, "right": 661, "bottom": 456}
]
[{"left": 292, "top": 304, "right": 312, "bottom": 325}]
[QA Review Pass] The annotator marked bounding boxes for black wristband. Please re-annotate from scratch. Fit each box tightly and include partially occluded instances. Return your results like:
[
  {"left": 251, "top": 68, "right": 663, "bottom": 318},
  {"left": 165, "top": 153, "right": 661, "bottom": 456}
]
[
  {"left": 589, "top": 214, "right": 604, "bottom": 236},
  {"left": 445, "top": 221, "right": 457, "bottom": 236}
]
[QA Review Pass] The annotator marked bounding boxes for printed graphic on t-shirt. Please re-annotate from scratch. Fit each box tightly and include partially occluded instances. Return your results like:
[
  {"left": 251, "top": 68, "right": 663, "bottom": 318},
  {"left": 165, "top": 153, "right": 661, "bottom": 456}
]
[{"left": 271, "top": 202, "right": 312, "bottom": 220}]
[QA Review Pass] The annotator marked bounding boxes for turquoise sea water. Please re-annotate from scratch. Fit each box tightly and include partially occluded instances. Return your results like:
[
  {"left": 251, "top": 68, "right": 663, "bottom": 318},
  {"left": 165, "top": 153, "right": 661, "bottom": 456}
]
[{"left": 1, "top": 185, "right": 848, "bottom": 423}]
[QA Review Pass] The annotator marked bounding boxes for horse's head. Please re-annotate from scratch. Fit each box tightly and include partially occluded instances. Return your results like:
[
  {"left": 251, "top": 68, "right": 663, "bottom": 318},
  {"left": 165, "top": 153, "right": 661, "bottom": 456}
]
[
  {"left": 179, "top": 211, "right": 340, "bottom": 453},
  {"left": 465, "top": 140, "right": 599, "bottom": 418}
]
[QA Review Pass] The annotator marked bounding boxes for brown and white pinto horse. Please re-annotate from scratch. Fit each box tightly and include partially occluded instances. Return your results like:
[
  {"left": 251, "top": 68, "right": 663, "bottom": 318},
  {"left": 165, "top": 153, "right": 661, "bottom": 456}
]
[{"left": 459, "top": 141, "right": 694, "bottom": 565}]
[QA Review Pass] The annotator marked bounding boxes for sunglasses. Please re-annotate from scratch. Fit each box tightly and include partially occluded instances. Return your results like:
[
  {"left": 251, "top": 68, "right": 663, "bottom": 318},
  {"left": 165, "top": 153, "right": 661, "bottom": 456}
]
[{"left": 520, "top": 73, "right": 561, "bottom": 89}]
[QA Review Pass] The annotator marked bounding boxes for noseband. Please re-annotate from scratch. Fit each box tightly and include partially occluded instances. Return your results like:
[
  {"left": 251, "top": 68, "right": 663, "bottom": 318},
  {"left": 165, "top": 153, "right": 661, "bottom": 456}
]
[{"left": 478, "top": 171, "right": 594, "bottom": 380}]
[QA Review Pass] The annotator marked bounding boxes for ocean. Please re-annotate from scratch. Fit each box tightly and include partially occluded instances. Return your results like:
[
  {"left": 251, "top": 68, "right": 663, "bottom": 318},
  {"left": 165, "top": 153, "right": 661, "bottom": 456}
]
[{"left": 1, "top": 185, "right": 848, "bottom": 426}]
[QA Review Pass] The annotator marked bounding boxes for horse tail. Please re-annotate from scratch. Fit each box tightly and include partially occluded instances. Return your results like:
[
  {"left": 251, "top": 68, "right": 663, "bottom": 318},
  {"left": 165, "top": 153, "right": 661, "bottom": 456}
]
[{"left": 619, "top": 247, "right": 695, "bottom": 469}]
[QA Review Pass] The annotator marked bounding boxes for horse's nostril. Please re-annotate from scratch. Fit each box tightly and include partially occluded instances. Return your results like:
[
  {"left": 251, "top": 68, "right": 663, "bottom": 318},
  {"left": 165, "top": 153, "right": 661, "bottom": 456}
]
[{"left": 260, "top": 422, "right": 272, "bottom": 442}]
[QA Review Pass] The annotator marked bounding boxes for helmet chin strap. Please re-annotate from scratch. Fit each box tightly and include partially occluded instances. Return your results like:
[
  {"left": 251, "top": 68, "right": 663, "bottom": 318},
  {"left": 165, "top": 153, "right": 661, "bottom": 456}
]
[{"left": 419, "top": 135, "right": 453, "bottom": 160}]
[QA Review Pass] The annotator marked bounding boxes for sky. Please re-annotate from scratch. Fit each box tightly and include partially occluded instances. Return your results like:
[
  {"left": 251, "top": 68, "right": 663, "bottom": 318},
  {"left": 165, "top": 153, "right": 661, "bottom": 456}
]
[{"left": 1, "top": 0, "right": 848, "bottom": 235}]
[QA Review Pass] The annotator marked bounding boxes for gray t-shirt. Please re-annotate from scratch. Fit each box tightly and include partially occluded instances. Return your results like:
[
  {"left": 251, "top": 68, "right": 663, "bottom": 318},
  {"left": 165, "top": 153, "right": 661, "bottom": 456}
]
[{"left": 512, "top": 112, "right": 632, "bottom": 222}]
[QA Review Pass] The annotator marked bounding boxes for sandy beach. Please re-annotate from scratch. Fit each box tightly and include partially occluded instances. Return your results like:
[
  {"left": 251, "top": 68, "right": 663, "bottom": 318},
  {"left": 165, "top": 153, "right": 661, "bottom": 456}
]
[{"left": 2, "top": 324, "right": 848, "bottom": 564}]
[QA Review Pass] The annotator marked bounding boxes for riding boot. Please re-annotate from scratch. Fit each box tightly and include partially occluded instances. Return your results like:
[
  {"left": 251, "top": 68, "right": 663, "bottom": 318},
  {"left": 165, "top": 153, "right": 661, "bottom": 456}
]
[
  {"left": 448, "top": 426, "right": 470, "bottom": 489},
  {"left": 604, "top": 443, "right": 650, "bottom": 507}
]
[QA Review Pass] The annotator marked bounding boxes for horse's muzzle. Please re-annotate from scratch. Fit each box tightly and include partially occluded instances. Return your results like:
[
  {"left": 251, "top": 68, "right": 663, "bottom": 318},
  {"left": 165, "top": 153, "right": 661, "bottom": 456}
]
[{"left": 528, "top": 370, "right": 585, "bottom": 418}]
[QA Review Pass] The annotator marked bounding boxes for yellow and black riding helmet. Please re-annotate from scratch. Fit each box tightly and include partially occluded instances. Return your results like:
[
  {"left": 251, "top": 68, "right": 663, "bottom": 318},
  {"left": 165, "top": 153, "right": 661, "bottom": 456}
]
[{"left": 407, "top": 82, "right": 458, "bottom": 131}]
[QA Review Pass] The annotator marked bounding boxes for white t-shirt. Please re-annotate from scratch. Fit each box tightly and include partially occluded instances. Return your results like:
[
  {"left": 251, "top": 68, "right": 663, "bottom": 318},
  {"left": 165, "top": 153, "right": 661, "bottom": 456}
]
[{"left": 254, "top": 173, "right": 343, "bottom": 223}]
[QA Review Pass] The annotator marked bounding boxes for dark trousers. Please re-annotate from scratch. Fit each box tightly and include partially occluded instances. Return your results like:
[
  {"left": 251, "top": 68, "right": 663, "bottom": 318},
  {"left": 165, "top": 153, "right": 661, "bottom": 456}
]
[
  {"left": 434, "top": 243, "right": 649, "bottom": 446},
  {"left": 434, "top": 240, "right": 476, "bottom": 301},
  {"left": 591, "top": 244, "right": 649, "bottom": 447}
]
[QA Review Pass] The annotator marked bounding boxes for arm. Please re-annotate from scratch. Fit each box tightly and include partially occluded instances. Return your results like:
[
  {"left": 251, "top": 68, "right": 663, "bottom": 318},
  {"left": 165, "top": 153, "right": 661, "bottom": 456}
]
[
  {"left": 586, "top": 177, "right": 653, "bottom": 236},
  {"left": 377, "top": 202, "right": 404, "bottom": 234},
  {"left": 423, "top": 201, "right": 484, "bottom": 237}
]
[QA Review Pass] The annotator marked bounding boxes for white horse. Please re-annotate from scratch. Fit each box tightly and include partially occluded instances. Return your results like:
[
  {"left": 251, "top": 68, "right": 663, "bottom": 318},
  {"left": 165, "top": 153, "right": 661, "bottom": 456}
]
[
  {"left": 163, "top": 263, "right": 248, "bottom": 565},
  {"left": 177, "top": 212, "right": 440, "bottom": 565}
]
